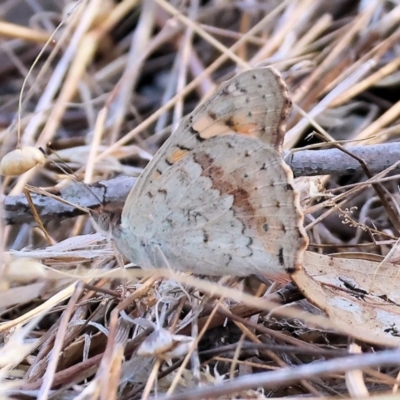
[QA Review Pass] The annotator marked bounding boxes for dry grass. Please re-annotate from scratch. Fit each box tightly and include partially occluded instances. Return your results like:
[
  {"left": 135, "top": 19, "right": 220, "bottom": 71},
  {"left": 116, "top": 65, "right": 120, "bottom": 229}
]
[{"left": 1, "top": 0, "right": 400, "bottom": 399}]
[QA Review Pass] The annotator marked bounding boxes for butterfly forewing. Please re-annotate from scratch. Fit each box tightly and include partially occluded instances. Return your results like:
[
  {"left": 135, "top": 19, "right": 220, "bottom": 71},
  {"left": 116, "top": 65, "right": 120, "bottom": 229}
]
[{"left": 123, "top": 67, "right": 290, "bottom": 207}]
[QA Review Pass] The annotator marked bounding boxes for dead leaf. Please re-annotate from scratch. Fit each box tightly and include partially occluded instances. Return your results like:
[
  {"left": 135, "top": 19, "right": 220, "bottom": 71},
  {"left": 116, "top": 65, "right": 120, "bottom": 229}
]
[{"left": 293, "top": 251, "right": 400, "bottom": 346}]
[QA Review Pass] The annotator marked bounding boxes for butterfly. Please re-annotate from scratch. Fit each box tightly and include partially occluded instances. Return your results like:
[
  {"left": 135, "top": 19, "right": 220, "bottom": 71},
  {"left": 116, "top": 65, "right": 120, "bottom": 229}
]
[{"left": 99, "top": 67, "right": 308, "bottom": 280}]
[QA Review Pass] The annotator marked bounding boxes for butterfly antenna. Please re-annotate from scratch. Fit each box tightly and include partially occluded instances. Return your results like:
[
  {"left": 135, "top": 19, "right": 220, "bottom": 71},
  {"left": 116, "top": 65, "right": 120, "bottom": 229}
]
[{"left": 41, "top": 146, "right": 104, "bottom": 206}]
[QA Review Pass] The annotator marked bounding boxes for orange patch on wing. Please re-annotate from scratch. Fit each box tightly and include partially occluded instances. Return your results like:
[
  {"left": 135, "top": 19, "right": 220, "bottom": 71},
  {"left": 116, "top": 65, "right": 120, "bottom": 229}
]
[
  {"left": 192, "top": 115, "right": 225, "bottom": 138},
  {"left": 193, "top": 114, "right": 258, "bottom": 139},
  {"left": 151, "top": 170, "right": 161, "bottom": 181},
  {"left": 225, "top": 116, "right": 259, "bottom": 136},
  {"left": 227, "top": 119, "right": 258, "bottom": 136},
  {"left": 167, "top": 148, "right": 189, "bottom": 164}
]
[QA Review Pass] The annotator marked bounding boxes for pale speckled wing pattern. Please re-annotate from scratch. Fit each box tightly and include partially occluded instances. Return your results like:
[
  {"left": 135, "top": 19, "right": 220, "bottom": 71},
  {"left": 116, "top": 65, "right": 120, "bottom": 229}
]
[
  {"left": 113, "top": 67, "right": 308, "bottom": 278},
  {"left": 125, "top": 67, "right": 289, "bottom": 204}
]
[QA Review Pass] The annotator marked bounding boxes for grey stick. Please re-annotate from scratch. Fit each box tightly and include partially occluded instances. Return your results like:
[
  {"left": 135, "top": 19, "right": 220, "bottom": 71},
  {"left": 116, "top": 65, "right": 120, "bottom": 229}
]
[{"left": 2, "top": 143, "right": 400, "bottom": 225}]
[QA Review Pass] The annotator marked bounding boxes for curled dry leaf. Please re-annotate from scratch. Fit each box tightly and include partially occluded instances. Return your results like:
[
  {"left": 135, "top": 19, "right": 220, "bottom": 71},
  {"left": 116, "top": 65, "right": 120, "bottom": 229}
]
[
  {"left": 137, "top": 328, "right": 194, "bottom": 360},
  {"left": 294, "top": 176, "right": 327, "bottom": 207},
  {"left": 51, "top": 144, "right": 152, "bottom": 165},
  {"left": 0, "top": 147, "right": 46, "bottom": 176},
  {"left": 10, "top": 233, "right": 113, "bottom": 261},
  {"left": 293, "top": 251, "right": 400, "bottom": 346}
]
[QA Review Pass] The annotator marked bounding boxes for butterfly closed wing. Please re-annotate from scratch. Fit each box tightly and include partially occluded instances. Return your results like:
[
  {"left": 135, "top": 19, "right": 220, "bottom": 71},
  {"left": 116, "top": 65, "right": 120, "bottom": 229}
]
[{"left": 111, "top": 67, "right": 308, "bottom": 279}]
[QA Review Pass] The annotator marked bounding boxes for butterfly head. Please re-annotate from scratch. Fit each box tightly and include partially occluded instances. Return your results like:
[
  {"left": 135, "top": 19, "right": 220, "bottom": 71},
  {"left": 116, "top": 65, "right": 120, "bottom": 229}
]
[{"left": 90, "top": 206, "right": 122, "bottom": 236}]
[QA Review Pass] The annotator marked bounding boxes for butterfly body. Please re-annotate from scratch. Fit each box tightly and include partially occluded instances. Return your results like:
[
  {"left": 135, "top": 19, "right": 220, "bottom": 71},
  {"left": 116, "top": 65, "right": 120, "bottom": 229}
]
[{"left": 111, "top": 68, "right": 308, "bottom": 279}]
